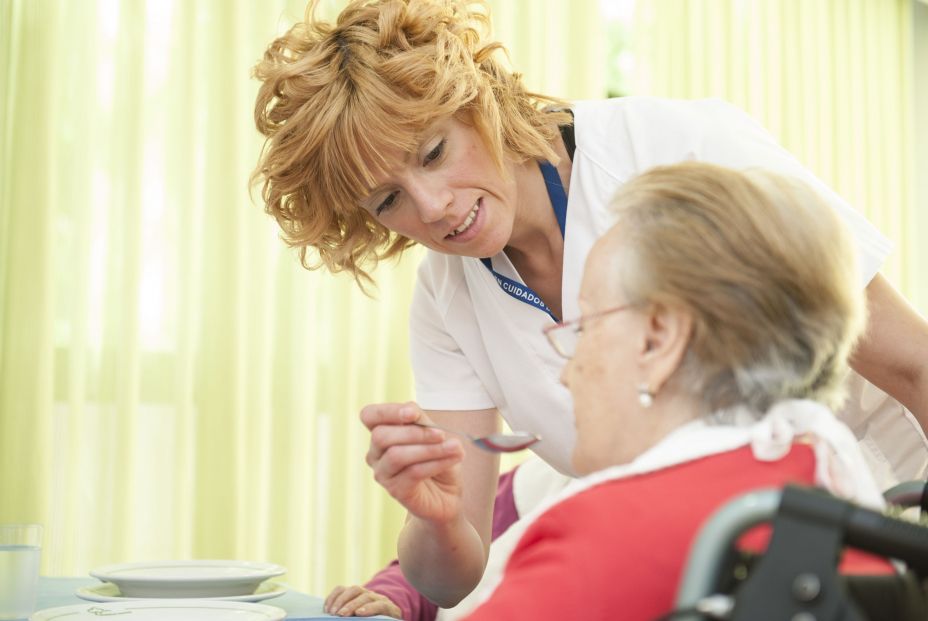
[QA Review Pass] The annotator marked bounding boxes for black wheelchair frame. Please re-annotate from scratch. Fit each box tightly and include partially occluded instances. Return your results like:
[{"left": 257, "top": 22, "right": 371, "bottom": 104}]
[{"left": 667, "top": 483, "right": 928, "bottom": 621}]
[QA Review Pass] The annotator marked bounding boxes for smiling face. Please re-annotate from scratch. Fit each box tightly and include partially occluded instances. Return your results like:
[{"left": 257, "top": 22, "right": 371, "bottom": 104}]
[{"left": 360, "top": 116, "right": 520, "bottom": 259}]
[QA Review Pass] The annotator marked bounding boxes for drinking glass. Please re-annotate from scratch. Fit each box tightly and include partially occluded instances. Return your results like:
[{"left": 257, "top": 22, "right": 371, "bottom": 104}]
[{"left": 0, "top": 524, "right": 42, "bottom": 620}]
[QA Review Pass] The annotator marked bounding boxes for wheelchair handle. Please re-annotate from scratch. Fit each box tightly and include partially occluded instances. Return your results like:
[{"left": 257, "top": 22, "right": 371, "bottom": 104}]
[{"left": 845, "top": 501, "right": 928, "bottom": 573}]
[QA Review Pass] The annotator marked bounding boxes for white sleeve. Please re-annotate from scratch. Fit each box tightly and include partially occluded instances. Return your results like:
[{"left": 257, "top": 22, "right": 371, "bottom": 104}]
[
  {"left": 624, "top": 97, "right": 893, "bottom": 286},
  {"left": 409, "top": 257, "right": 497, "bottom": 411}
]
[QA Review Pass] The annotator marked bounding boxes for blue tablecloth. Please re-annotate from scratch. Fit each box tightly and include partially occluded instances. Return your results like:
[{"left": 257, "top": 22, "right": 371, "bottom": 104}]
[{"left": 30, "top": 577, "right": 392, "bottom": 620}]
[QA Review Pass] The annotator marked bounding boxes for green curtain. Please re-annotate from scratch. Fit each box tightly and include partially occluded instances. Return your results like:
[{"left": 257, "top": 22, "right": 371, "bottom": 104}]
[
  {"left": 0, "top": 0, "right": 604, "bottom": 594},
  {"left": 631, "top": 0, "right": 925, "bottom": 314}
]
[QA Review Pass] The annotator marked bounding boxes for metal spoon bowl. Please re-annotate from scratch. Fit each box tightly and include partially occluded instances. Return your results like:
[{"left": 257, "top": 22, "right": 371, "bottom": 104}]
[{"left": 412, "top": 421, "right": 541, "bottom": 453}]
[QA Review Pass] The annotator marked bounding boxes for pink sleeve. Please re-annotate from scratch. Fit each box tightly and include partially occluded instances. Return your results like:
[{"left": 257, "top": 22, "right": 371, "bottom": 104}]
[
  {"left": 491, "top": 468, "right": 519, "bottom": 539},
  {"left": 364, "top": 560, "right": 438, "bottom": 621}
]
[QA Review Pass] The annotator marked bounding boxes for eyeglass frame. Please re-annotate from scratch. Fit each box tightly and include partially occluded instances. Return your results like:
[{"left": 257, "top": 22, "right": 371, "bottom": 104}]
[{"left": 543, "top": 303, "right": 636, "bottom": 359}]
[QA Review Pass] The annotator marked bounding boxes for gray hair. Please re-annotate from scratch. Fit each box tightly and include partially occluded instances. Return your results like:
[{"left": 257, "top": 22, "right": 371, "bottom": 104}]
[{"left": 608, "top": 162, "right": 865, "bottom": 417}]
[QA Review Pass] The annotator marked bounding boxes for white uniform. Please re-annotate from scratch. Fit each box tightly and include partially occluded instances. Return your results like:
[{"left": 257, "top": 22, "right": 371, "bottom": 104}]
[{"left": 410, "top": 96, "right": 928, "bottom": 482}]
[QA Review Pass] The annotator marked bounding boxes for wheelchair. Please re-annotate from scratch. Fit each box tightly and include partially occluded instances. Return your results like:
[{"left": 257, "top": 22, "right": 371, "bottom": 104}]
[{"left": 665, "top": 482, "right": 928, "bottom": 621}]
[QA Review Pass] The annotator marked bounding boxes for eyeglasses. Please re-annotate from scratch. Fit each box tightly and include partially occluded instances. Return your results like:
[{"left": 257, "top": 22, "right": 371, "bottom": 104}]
[{"left": 543, "top": 303, "right": 634, "bottom": 359}]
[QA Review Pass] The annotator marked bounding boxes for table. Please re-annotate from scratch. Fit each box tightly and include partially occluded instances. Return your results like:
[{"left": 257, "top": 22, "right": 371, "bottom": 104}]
[{"left": 27, "top": 577, "right": 392, "bottom": 620}]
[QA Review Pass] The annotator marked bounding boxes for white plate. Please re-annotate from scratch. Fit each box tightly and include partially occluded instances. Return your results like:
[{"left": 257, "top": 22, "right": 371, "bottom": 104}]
[
  {"left": 75, "top": 580, "right": 287, "bottom": 603},
  {"left": 89, "top": 560, "right": 286, "bottom": 597},
  {"left": 31, "top": 601, "right": 286, "bottom": 621}
]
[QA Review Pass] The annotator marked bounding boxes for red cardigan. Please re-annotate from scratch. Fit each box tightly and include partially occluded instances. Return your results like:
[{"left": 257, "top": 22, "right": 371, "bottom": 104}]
[{"left": 463, "top": 444, "right": 891, "bottom": 621}]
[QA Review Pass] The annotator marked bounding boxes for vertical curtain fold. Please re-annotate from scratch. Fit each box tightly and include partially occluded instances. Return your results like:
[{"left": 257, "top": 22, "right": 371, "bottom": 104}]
[
  {"left": 914, "top": 1, "right": 928, "bottom": 313},
  {"left": 1, "top": 0, "right": 56, "bottom": 531}
]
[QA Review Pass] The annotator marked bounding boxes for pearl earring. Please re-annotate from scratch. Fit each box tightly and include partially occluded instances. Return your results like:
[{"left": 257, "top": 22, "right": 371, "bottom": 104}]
[{"left": 638, "top": 384, "right": 654, "bottom": 408}]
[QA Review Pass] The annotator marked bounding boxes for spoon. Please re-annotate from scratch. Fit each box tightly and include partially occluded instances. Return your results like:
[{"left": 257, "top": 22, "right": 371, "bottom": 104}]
[{"left": 412, "top": 421, "right": 541, "bottom": 453}]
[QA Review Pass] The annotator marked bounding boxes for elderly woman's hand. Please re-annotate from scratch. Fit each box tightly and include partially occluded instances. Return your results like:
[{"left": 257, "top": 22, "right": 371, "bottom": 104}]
[
  {"left": 324, "top": 584, "right": 403, "bottom": 618},
  {"left": 361, "top": 402, "right": 465, "bottom": 524}
]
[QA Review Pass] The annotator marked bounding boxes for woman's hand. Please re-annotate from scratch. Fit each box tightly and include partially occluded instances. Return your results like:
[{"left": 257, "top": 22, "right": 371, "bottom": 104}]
[
  {"left": 324, "top": 585, "right": 403, "bottom": 619},
  {"left": 361, "top": 402, "right": 465, "bottom": 523},
  {"left": 363, "top": 403, "right": 500, "bottom": 606}
]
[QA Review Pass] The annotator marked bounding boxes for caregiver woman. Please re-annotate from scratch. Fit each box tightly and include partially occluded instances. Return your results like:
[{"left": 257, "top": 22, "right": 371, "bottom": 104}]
[{"left": 251, "top": 0, "right": 928, "bottom": 606}]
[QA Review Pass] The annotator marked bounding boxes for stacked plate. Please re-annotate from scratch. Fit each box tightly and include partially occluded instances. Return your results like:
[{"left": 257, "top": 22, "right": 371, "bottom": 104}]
[
  {"left": 31, "top": 560, "right": 288, "bottom": 621},
  {"left": 82, "top": 560, "right": 287, "bottom": 601}
]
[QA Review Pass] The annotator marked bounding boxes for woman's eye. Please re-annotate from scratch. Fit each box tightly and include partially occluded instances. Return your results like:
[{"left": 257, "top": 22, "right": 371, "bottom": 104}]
[
  {"left": 376, "top": 191, "right": 398, "bottom": 216},
  {"left": 424, "top": 139, "right": 445, "bottom": 165}
]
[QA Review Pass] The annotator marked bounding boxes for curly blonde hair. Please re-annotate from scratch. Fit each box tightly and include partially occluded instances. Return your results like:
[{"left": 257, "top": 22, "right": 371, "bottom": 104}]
[
  {"left": 607, "top": 162, "right": 866, "bottom": 414},
  {"left": 252, "top": 0, "right": 570, "bottom": 287}
]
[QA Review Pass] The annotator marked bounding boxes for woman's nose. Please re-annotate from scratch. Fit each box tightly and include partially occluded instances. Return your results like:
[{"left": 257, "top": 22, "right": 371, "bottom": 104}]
[{"left": 408, "top": 180, "right": 453, "bottom": 224}]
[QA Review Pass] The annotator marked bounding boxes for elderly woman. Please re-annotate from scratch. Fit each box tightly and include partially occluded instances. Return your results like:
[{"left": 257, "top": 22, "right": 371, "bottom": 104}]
[
  {"left": 455, "top": 162, "right": 891, "bottom": 620},
  {"left": 253, "top": 0, "right": 927, "bottom": 606}
]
